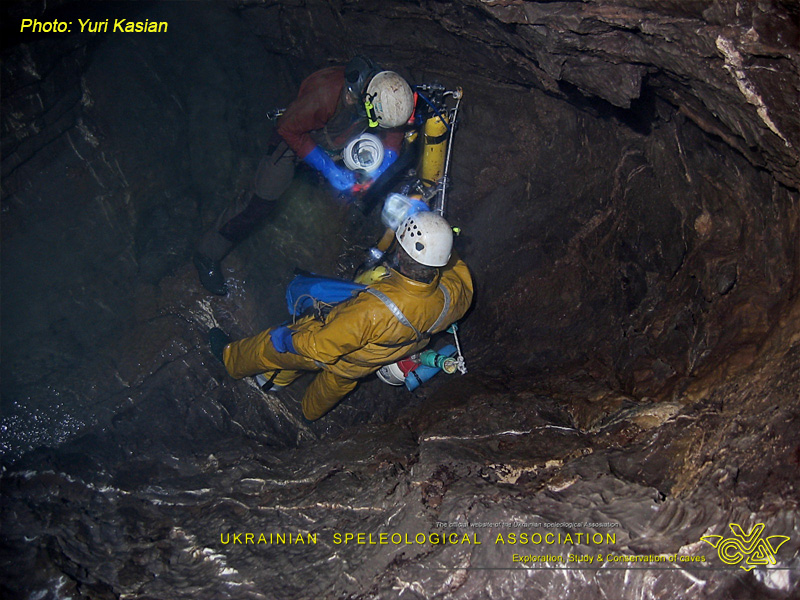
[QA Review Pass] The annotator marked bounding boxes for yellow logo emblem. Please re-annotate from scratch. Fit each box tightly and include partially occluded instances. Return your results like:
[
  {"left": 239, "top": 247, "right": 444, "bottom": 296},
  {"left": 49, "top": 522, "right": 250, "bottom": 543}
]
[{"left": 701, "top": 523, "right": 790, "bottom": 571}]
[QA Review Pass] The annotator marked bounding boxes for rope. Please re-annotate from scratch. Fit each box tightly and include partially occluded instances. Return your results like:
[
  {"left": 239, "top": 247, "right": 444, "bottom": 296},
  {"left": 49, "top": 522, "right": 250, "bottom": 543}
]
[{"left": 292, "top": 294, "right": 336, "bottom": 324}]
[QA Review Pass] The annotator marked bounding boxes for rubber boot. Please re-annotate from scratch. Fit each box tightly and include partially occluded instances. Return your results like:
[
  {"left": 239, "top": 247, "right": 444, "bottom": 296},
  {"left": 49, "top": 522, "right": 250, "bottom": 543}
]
[
  {"left": 194, "top": 252, "right": 228, "bottom": 296},
  {"left": 195, "top": 192, "right": 278, "bottom": 296},
  {"left": 195, "top": 219, "right": 235, "bottom": 296},
  {"left": 209, "top": 327, "right": 231, "bottom": 364}
]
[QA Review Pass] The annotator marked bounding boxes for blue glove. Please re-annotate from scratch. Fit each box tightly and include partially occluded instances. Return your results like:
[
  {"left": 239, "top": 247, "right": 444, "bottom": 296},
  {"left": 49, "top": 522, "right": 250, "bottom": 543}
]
[
  {"left": 370, "top": 149, "right": 398, "bottom": 181},
  {"left": 303, "top": 146, "right": 356, "bottom": 192},
  {"left": 269, "top": 326, "right": 297, "bottom": 354}
]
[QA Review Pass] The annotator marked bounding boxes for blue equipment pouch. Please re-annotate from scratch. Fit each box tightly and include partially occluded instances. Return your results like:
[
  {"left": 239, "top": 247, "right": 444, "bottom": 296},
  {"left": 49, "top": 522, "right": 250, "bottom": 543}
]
[{"left": 286, "top": 271, "right": 367, "bottom": 319}]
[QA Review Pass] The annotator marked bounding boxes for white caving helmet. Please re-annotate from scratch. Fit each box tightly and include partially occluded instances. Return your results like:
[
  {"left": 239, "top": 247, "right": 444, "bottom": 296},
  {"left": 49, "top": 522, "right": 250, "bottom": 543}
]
[
  {"left": 396, "top": 211, "right": 453, "bottom": 267},
  {"left": 365, "top": 71, "right": 414, "bottom": 128}
]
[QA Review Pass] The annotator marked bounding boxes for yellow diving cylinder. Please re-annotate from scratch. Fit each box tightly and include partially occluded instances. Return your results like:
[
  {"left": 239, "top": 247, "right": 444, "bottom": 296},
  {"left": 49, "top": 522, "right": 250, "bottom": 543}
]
[
  {"left": 376, "top": 227, "right": 397, "bottom": 253},
  {"left": 420, "top": 114, "right": 449, "bottom": 187}
]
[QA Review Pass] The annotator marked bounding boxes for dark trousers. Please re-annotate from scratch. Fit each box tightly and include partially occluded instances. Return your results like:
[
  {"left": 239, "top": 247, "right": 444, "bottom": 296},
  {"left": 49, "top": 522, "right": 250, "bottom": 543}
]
[{"left": 197, "top": 143, "right": 297, "bottom": 261}]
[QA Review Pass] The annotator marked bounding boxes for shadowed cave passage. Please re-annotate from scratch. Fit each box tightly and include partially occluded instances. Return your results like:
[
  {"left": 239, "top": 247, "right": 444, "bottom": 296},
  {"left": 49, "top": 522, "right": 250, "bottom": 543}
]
[{"left": 1, "top": 1, "right": 799, "bottom": 599}]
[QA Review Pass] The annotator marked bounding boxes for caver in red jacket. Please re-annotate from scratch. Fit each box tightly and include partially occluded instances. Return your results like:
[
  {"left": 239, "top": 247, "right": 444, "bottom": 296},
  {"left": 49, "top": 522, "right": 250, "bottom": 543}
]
[{"left": 194, "top": 64, "right": 411, "bottom": 296}]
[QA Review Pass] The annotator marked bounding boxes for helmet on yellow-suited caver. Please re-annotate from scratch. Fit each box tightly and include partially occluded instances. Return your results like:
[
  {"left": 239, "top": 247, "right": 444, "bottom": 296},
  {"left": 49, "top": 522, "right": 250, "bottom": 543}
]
[{"left": 396, "top": 211, "right": 453, "bottom": 268}]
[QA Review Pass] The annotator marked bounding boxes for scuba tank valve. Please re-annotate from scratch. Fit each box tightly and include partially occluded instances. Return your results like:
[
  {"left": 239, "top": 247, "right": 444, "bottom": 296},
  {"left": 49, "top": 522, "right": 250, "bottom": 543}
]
[
  {"left": 447, "top": 323, "right": 468, "bottom": 374},
  {"left": 404, "top": 344, "right": 458, "bottom": 391},
  {"left": 364, "top": 246, "right": 384, "bottom": 268},
  {"left": 420, "top": 349, "right": 458, "bottom": 374}
]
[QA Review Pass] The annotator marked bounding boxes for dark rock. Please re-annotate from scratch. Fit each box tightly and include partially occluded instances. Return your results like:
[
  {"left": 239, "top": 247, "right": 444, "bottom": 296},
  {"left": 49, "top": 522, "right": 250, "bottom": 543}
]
[{"left": 1, "top": 1, "right": 799, "bottom": 599}]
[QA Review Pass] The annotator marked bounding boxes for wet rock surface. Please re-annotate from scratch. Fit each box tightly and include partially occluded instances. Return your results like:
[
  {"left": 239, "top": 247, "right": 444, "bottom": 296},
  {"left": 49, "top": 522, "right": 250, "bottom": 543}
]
[
  {"left": 2, "top": 324, "right": 798, "bottom": 598},
  {"left": 1, "top": 1, "right": 799, "bottom": 599}
]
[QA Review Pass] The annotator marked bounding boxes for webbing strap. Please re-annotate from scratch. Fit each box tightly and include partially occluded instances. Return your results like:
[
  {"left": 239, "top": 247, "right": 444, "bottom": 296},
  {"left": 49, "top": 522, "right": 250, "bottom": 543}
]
[
  {"left": 365, "top": 288, "right": 422, "bottom": 341},
  {"left": 429, "top": 285, "right": 451, "bottom": 333},
  {"left": 365, "top": 284, "right": 450, "bottom": 344}
]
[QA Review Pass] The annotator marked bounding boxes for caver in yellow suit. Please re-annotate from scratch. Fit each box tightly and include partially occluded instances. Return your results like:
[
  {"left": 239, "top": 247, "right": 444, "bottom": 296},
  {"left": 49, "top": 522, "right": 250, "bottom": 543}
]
[{"left": 220, "top": 212, "right": 473, "bottom": 421}]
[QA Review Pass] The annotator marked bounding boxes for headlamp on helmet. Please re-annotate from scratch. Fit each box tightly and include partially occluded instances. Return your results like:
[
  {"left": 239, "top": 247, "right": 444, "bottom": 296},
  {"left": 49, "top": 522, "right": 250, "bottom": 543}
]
[{"left": 364, "top": 71, "right": 414, "bottom": 129}]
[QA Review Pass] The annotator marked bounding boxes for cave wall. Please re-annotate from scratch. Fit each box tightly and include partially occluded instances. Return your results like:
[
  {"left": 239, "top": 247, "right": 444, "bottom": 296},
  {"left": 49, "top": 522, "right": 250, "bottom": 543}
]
[
  {"left": 457, "top": 83, "right": 799, "bottom": 405},
  {"left": 0, "top": 1, "right": 348, "bottom": 457},
  {"left": 3, "top": 0, "right": 798, "bottom": 454},
  {"left": 230, "top": 0, "right": 800, "bottom": 401},
  {"left": 234, "top": 0, "right": 800, "bottom": 189},
  {"left": 1, "top": 1, "right": 799, "bottom": 599}
]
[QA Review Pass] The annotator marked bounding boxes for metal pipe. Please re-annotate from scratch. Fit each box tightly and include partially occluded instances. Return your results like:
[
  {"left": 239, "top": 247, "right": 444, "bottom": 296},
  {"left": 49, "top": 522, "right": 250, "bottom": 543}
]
[{"left": 436, "top": 88, "right": 462, "bottom": 217}]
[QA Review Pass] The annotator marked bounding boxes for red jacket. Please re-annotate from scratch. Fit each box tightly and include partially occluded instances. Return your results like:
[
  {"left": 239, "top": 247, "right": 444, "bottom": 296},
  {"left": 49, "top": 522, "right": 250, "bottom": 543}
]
[{"left": 277, "top": 66, "right": 404, "bottom": 159}]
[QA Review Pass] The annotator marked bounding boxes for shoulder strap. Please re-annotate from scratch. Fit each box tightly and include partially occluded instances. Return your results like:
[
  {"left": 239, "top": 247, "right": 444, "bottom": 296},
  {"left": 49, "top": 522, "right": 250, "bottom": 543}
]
[
  {"left": 365, "top": 288, "right": 422, "bottom": 342},
  {"left": 428, "top": 284, "right": 451, "bottom": 334},
  {"left": 364, "top": 283, "right": 450, "bottom": 345}
]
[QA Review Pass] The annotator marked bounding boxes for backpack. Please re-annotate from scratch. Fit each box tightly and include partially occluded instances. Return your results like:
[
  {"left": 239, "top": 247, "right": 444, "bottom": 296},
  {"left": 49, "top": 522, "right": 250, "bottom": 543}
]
[{"left": 286, "top": 271, "right": 366, "bottom": 319}]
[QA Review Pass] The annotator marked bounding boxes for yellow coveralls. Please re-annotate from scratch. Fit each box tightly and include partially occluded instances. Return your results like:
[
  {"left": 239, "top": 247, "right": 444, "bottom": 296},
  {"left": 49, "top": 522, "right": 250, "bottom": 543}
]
[{"left": 223, "top": 256, "right": 473, "bottom": 420}]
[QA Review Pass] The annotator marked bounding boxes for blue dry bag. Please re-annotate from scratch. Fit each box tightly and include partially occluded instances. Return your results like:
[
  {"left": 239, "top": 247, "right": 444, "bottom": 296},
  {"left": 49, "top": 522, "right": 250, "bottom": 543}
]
[{"left": 286, "top": 272, "right": 366, "bottom": 317}]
